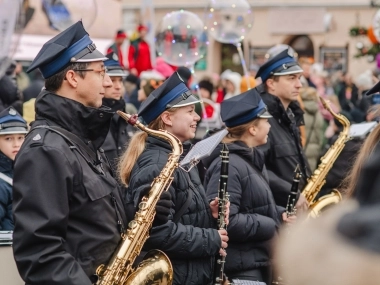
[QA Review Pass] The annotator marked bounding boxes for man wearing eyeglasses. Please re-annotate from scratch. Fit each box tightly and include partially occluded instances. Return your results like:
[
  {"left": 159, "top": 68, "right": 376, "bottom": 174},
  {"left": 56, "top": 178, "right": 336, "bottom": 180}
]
[
  {"left": 255, "top": 46, "right": 311, "bottom": 212},
  {"left": 12, "top": 21, "right": 127, "bottom": 285}
]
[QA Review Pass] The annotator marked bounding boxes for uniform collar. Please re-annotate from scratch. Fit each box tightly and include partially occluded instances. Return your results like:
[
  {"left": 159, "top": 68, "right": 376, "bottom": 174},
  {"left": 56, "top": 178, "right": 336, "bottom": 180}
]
[{"left": 34, "top": 90, "right": 114, "bottom": 148}]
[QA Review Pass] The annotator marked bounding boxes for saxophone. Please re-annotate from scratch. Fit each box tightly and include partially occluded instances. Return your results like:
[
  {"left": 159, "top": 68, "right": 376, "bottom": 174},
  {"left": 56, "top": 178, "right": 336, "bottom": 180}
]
[
  {"left": 95, "top": 111, "right": 183, "bottom": 285},
  {"left": 302, "top": 96, "right": 350, "bottom": 219}
]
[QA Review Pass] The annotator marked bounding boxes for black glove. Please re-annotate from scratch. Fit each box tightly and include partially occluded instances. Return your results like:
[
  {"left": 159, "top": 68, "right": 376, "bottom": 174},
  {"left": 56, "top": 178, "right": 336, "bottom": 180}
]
[{"left": 153, "top": 191, "right": 172, "bottom": 226}]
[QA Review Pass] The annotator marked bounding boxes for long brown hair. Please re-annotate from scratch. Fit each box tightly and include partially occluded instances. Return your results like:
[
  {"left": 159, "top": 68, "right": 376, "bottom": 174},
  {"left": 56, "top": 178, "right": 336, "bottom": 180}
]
[
  {"left": 340, "top": 123, "right": 380, "bottom": 197},
  {"left": 118, "top": 108, "right": 176, "bottom": 186},
  {"left": 222, "top": 118, "right": 260, "bottom": 144}
]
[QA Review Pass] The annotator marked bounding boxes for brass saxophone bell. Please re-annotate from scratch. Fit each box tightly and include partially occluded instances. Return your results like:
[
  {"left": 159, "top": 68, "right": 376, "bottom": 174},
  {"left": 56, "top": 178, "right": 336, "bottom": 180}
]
[{"left": 123, "top": 250, "right": 173, "bottom": 285}]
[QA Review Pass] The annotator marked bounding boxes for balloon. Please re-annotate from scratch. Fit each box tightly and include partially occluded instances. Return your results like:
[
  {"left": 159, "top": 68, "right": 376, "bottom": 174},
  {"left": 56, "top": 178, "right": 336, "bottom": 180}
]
[
  {"left": 155, "top": 10, "right": 208, "bottom": 67},
  {"left": 367, "top": 26, "right": 379, "bottom": 44},
  {"left": 41, "top": 0, "right": 97, "bottom": 32},
  {"left": 265, "top": 44, "right": 297, "bottom": 60},
  {"left": 204, "top": 0, "right": 253, "bottom": 44},
  {"left": 0, "top": 0, "right": 23, "bottom": 78}
]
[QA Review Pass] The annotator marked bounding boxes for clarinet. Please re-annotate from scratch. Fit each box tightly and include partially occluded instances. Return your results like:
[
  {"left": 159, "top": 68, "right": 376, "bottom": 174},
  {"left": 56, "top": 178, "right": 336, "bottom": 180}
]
[
  {"left": 215, "top": 144, "right": 230, "bottom": 285},
  {"left": 286, "top": 164, "right": 301, "bottom": 217}
]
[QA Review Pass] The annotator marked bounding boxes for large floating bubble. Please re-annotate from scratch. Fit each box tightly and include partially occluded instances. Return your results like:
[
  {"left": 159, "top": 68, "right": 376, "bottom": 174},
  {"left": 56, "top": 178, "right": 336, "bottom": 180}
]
[
  {"left": 155, "top": 10, "right": 208, "bottom": 67},
  {"left": 41, "top": 0, "right": 97, "bottom": 31},
  {"left": 204, "top": 0, "right": 253, "bottom": 44},
  {"left": 0, "top": 0, "right": 24, "bottom": 78}
]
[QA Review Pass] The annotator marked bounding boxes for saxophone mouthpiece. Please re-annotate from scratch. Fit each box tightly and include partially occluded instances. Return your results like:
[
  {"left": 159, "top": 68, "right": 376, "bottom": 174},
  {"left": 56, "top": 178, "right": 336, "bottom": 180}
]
[{"left": 116, "top": 111, "right": 138, "bottom": 126}]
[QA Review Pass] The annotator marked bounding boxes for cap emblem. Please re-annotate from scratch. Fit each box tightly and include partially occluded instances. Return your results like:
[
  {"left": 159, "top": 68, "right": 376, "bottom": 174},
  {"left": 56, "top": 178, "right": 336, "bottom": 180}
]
[
  {"left": 9, "top": 108, "right": 16, "bottom": 116},
  {"left": 287, "top": 48, "right": 295, "bottom": 57},
  {"left": 112, "top": 53, "right": 119, "bottom": 61},
  {"left": 282, "top": 63, "right": 288, "bottom": 70}
]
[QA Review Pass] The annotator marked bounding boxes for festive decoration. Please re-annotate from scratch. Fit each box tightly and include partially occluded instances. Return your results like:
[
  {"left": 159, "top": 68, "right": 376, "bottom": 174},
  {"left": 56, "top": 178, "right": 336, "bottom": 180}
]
[
  {"left": 349, "top": 26, "right": 368, "bottom": 36},
  {"left": 349, "top": 25, "right": 380, "bottom": 61},
  {"left": 368, "top": 26, "right": 379, "bottom": 44}
]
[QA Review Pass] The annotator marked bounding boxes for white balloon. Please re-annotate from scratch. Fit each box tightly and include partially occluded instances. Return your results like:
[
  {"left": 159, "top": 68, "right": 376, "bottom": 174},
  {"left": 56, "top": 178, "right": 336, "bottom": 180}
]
[
  {"left": 204, "top": 0, "right": 253, "bottom": 44},
  {"left": 155, "top": 10, "right": 208, "bottom": 67}
]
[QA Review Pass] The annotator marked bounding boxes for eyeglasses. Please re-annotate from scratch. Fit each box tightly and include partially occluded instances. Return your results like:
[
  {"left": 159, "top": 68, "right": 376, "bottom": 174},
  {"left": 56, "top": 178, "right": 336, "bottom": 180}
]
[{"left": 72, "top": 68, "right": 107, "bottom": 80}]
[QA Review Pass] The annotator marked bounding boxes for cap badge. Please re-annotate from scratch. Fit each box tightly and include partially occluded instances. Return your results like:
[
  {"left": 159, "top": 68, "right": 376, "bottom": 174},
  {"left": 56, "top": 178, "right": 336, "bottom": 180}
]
[
  {"left": 9, "top": 108, "right": 16, "bottom": 116},
  {"left": 287, "top": 48, "right": 294, "bottom": 58},
  {"left": 112, "top": 53, "right": 119, "bottom": 61},
  {"left": 32, "top": 134, "right": 41, "bottom": 141},
  {"left": 282, "top": 63, "right": 288, "bottom": 70}
]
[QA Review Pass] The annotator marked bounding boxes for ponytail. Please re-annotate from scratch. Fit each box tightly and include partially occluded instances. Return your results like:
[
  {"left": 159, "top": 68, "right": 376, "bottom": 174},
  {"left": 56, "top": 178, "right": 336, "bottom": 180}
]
[{"left": 118, "top": 108, "right": 177, "bottom": 186}]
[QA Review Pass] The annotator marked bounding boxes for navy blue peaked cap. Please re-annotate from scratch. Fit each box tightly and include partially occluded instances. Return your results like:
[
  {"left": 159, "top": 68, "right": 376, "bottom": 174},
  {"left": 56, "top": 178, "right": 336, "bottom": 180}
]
[
  {"left": 255, "top": 47, "right": 303, "bottom": 82},
  {"left": 221, "top": 88, "right": 272, "bottom": 127},
  {"left": 0, "top": 107, "right": 28, "bottom": 135},
  {"left": 138, "top": 72, "right": 201, "bottom": 124},
  {"left": 104, "top": 52, "right": 128, "bottom": 77},
  {"left": 27, "top": 21, "right": 107, "bottom": 79}
]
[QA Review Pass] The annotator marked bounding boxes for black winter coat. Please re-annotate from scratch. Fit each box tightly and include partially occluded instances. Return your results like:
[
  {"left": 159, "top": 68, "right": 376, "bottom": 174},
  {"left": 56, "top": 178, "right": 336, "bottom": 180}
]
[
  {"left": 256, "top": 85, "right": 311, "bottom": 207},
  {"left": 0, "top": 152, "right": 14, "bottom": 230},
  {"left": 12, "top": 91, "right": 127, "bottom": 285},
  {"left": 203, "top": 142, "right": 284, "bottom": 273},
  {"left": 102, "top": 98, "right": 135, "bottom": 174},
  {"left": 126, "top": 136, "right": 221, "bottom": 285}
]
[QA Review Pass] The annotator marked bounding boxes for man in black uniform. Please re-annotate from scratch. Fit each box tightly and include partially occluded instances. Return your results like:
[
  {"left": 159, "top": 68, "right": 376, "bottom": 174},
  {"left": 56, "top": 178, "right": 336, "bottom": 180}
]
[
  {"left": 101, "top": 52, "right": 136, "bottom": 173},
  {"left": 12, "top": 21, "right": 170, "bottom": 285},
  {"left": 255, "top": 47, "right": 310, "bottom": 209}
]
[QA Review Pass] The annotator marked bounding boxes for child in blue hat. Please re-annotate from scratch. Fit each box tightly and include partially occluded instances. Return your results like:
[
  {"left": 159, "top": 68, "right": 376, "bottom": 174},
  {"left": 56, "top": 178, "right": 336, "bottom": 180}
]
[{"left": 0, "top": 107, "right": 28, "bottom": 230}]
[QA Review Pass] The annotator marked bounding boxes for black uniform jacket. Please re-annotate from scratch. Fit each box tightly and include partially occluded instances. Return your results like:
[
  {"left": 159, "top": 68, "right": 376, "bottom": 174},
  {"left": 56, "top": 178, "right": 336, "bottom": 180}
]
[
  {"left": 203, "top": 142, "right": 284, "bottom": 272},
  {"left": 12, "top": 91, "right": 127, "bottom": 285},
  {"left": 126, "top": 136, "right": 221, "bottom": 285},
  {"left": 256, "top": 84, "right": 311, "bottom": 207},
  {"left": 101, "top": 98, "right": 135, "bottom": 173}
]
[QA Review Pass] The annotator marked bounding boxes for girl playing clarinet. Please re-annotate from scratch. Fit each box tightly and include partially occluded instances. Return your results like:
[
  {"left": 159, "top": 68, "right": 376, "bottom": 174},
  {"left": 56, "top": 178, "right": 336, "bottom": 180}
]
[{"left": 203, "top": 89, "right": 296, "bottom": 284}]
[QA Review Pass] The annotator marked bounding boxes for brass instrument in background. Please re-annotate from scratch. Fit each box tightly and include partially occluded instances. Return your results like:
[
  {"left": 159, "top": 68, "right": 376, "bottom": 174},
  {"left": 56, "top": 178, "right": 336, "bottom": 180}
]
[
  {"left": 302, "top": 96, "right": 351, "bottom": 219},
  {"left": 95, "top": 111, "right": 182, "bottom": 285}
]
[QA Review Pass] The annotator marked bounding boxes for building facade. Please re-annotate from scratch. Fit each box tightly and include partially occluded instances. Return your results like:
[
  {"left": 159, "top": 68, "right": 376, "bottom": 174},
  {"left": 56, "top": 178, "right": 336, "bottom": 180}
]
[{"left": 122, "top": 0, "right": 380, "bottom": 78}]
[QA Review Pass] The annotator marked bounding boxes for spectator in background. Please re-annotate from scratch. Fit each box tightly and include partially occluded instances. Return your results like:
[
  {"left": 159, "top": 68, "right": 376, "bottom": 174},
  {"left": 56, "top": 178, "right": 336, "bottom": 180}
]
[
  {"left": 198, "top": 79, "right": 215, "bottom": 118},
  {"left": 107, "top": 30, "right": 127, "bottom": 67},
  {"left": 299, "top": 57, "right": 316, "bottom": 89},
  {"left": 128, "top": 25, "right": 152, "bottom": 76},
  {"left": 138, "top": 70, "right": 165, "bottom": 103},
  {"left": 301, "top": 87, "right": 325, "bottom": 171},
  {"left": 155, "top": 57, "right": 175, "bottom": 79},
  {"left": 14, "top": 62, "right": 30, "bottom": 92},
  {"left": 223, "top": 71, "right": 241, "bottom": 100},
  {"left": 102, "top": 52, "right": 136, "bottom": 173},
  {"left": 0, "top": 68, "right": 24, "bottom": 115},
  {"left": 124, "top": 74, "right": 140, "bottom": 110},
  {"left": 338, "top": 73, "right": 363, "bottom": 123},
  {"left": 0, "top": 107, "right": 28, "bottom": 231}
]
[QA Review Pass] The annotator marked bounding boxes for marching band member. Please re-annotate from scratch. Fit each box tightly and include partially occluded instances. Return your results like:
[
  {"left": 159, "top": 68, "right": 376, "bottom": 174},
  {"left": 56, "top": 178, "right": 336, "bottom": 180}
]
[
  {"left": 255, "top": 47, "right": 311, "bottom": 210},
  {"left": 119, "top": 72, "right": 229, "bottom": 285},
  {"left": 203, "top": 89, "right": 295, "bottom": 284}
]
